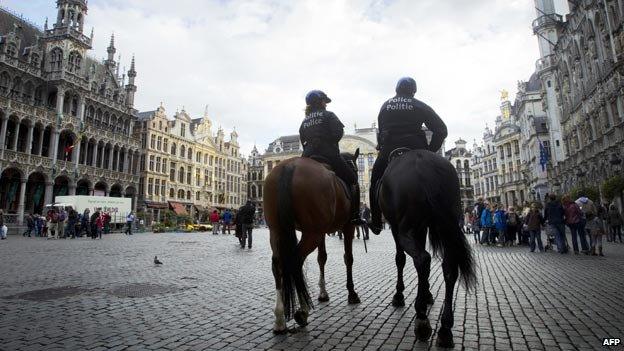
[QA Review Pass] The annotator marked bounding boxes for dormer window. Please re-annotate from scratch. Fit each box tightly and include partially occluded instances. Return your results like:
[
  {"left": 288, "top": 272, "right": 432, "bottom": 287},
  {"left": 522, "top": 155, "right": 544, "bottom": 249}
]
[
  {"left": 31, "top": 53, "right": 40, "bottom": 67},
  {"left": 6, "top": 43, "right": 17, "bottom": 57}
]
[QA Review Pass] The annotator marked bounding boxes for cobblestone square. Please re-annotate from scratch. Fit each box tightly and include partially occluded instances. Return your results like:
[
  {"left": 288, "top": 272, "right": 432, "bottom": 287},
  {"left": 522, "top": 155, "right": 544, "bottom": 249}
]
[{"left": 1, "top": 229, "right": 623, "bottom": 350}]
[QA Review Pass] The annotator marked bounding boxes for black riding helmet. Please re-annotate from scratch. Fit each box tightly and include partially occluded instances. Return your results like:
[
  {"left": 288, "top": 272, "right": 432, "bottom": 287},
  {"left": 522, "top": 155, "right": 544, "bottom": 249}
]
[
  {"left": 395, "top": 77, "right": 417, "bottom": 96},
  {"left": 305, "top": 90, "right": 332, "bottom": 106}
]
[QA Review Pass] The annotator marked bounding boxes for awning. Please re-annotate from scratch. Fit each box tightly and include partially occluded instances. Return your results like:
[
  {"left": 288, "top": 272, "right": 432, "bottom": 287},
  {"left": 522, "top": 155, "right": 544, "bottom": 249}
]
[
  {"left": 144, "top": 201, "right": 168, "bottom": 209},
  {"left": 194, "top": 204, "right": 206, "bottom": 213},
  {"left": 169, "top": 201, "right": 188, "bottom": 216}
]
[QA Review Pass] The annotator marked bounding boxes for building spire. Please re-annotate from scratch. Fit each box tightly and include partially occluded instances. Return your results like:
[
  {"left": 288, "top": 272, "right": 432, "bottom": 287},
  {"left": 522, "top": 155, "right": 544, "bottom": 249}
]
[{"left": 107, "top": 32, "right": 116, "bottom": 62}]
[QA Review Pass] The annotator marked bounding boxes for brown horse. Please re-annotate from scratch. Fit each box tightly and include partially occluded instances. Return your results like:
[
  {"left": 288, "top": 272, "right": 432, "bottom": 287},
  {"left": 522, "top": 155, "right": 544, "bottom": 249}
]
[{"left": 265, "top": 152, "right": 361, "bottom": 333}]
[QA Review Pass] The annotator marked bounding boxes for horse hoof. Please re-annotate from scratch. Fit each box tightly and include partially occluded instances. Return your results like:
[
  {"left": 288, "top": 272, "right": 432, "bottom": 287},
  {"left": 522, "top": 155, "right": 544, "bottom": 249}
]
[
  {"left": 318, "top": 293, "right": 329, "bottom": 302},
  {"left": 272, "top": 327, "right": 288, "bottom": 335},
  {"left": 425, "top": 293, "right": 434, "bottom": 305},
  {"left": 391, "top": 294, "right": 405, "bottom": 307},
  {"left": 294, "top": 310, "right": 308, "bottom": 327},
  {"left": 414, "top": 319, "right": 432, "bottom": 341},
  {"left": 436, "top": 327, "right": 454, "bottom": 348},
  {"left": 348, "top": 293, "right": 361, "bottom": 304}
]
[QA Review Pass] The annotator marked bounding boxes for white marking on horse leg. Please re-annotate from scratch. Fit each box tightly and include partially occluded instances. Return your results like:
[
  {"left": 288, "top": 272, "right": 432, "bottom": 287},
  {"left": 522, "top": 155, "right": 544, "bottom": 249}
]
[{"left": 273, "top": 289, "right": 286, "bottom": 332}]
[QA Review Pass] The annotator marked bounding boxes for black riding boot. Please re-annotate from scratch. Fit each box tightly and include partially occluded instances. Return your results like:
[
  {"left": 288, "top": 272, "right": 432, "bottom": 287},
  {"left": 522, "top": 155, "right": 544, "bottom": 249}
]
[
  {"left": 350, "top": 184, "right": 364, "bottom": 225},
  {"left": 369, "top": 182, "right": 382, "bottom": 235}
]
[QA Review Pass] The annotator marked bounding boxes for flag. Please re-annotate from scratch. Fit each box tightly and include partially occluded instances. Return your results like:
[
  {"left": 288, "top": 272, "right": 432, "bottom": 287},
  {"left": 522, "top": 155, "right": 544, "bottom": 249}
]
[{"left": 539, "top": 140, "right": 548, "bottom": 172}]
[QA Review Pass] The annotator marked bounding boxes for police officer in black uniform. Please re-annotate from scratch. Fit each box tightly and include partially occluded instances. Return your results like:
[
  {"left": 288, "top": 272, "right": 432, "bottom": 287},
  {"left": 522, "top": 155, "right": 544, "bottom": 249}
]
[
  {"left": 369, "top": 77, "right": 448, "bottom": 234},
  {"left": 299, "top": 90, "right": 362, "bottom": 224}
]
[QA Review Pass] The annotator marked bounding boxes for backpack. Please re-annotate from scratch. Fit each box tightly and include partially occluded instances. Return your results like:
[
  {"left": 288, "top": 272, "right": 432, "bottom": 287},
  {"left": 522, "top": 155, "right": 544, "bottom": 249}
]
[
  {"left": 507, "top": 213, "right": 518, "bottom": 226},
  {"left": 50, "top": 211, "right": 59, "bottom": 223}
]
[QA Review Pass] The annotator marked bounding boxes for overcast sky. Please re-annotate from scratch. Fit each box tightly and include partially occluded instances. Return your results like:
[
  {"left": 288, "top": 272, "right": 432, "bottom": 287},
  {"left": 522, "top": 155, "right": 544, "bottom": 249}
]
[{"left": 4, "top": 0, "right": 569, "bottom": 155}]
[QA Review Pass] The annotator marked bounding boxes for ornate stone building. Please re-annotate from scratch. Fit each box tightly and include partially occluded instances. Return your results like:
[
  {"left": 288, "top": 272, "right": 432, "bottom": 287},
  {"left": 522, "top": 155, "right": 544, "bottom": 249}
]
[
  {"left": 445, "top": 139, "right": 474, "bottom": 211},
  {"left": 135, "top": 105, "right": 248, "bottom": 223},
  {"left": 247, "top": 145, "right": 264, "bottom": 219},
  {"left": 537, "top": 0, "right": 624, "bottom": 193},
  {"left": 515, "top": 73, "right": 551, "bottom": 201},
  {"left": 0, "top": 1, "right": 141, "bottom": 226},
  {"left": 471, "top": 125, "right": 501, "bottom": 205}
]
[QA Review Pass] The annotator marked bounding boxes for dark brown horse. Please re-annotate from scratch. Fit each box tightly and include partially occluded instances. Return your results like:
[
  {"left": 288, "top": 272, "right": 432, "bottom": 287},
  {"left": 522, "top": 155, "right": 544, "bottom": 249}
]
[
  {"left": 378, "top": 149, "right": 476, "bottom": 348},
  {"left": 265, "top": 152, "right": 361, "bottom": 333}
]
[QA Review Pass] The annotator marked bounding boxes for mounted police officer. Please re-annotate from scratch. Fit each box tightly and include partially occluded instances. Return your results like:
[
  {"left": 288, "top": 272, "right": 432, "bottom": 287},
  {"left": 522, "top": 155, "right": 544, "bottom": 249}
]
[
  {"left": 299, "top": 90, "right": 363, "bottom": 225},
  {"left": 369, "top": 77, "right": 448, "bottom": 234}
]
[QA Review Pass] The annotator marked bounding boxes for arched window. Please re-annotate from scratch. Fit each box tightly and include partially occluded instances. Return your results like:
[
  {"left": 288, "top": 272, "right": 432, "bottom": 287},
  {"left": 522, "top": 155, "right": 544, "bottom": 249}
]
[
  {"left": 180, "top": 145, "right": 186, "bottom": 157},
  {"left": 95, "top": 109, "right": 102, "bottom": 127},
  {"left": 163, "top": 138, "right": 168, "bottom": 152},
  {"left": 49, "top": 48, "right": 63, "bottom": 71},
  {"left": 178, "top": 189, "right": 185, "bottom": 199},
  {"left": 68, "top": 51, "right": 82, "bottom": 73},
  {"left": 169, "top": 188, "right": 175, "bottom": 198},
  {"left": 103, "top": 112, "right": 110, "bottom": 126},
  {"left": 86, "top": 106, "right": 95, "bottom": 124},
  {"left": 187, "top": 190, "right": 191, "bottom": 199},
  {"left": 179, "top": 167, "right": 184, "bottom": 183},
  {"left": 10, "top": 77, "right": 22, "bottom": 98},
  {"left": 22, "top": 81, "right": 34, "bottom": 102},
  {"left": 188, "top": 147, "right": 193, "bottom": 160},
  {"left": 196, "top": 152, "right": 201, "bottom": 162},
  {"left": 171, "top": 143, "right": 177, "bottom": 155}
]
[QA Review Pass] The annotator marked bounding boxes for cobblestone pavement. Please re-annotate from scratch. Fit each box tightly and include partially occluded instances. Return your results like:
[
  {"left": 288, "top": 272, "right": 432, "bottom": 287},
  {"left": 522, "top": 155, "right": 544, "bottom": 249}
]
[{"left": 1, "top": 229, "right": 623, "bottom": 351}]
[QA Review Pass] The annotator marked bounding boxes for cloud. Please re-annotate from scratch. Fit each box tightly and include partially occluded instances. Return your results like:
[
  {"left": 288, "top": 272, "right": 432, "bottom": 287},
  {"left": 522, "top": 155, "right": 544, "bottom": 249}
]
[{"left": 6, "top": 0, "right": 569, "bottom": 154}]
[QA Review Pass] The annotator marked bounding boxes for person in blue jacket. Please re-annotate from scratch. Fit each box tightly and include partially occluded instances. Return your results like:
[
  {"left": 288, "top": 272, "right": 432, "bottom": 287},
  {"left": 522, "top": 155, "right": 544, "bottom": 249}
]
[{"left": 480, "top": 203, "right": 494, "bottom": 245}]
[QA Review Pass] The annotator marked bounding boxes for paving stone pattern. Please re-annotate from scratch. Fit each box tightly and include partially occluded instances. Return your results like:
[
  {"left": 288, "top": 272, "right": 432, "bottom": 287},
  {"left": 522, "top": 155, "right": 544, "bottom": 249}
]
[{"left": 0, "top": 230, "right": 623, "bottom": 350}]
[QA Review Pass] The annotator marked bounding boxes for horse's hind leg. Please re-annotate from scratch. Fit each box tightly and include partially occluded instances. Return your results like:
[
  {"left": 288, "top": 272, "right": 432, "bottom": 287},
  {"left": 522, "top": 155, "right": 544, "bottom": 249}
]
[
  {"left": 317, "top": 237, "right": 329, "bottom": 302},
  {"left": 403, "top": 225, "right": 432, "bottom": 342},
  {"left": 343, "top": 225, "right": 360, "bottom": 304},
  {"left": 436, "top": 255, "right": 459, "bottom": 348},
  {"left": 293, "top": 233, "right": 321, "bottom": 327},
  {"left": 391, "top": 227, "right": 406, "bottom": 307}
]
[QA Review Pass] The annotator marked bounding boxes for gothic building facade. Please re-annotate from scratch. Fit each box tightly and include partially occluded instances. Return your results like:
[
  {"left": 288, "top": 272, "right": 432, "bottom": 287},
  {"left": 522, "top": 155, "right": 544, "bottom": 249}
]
[
  {"left": 538, "top": 0, "right": 624, "bottom": 193},
  {"left": 445, "top": 139, "right": 474, "bottom": 211},
  {"left": 0, "top": 1, "right": 140, "bottom": 226}
]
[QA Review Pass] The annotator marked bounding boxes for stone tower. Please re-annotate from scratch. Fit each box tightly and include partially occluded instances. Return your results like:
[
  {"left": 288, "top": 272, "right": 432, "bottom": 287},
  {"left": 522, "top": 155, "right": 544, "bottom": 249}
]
[{"left": 533, "top": 0, "right": 564, "bottom": 163}]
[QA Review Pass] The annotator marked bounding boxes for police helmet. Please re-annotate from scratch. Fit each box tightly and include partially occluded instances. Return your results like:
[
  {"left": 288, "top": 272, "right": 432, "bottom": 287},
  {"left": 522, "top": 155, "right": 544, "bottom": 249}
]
[
  {"left": 305, "top": 90, "right": 331, "bottom": 106},
  {"left": 395, "top": 77, "right": 417, "bottom": 96}
]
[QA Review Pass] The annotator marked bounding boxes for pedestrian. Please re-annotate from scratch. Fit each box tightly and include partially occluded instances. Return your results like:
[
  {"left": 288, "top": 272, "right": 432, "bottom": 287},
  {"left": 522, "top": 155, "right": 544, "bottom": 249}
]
[
  {"left": 0, "top": 209, "right": 6, "bottom": 240},
  {"left": 524, "top": 203, "right": 545, "bottom": 252},
  {"left": 562, "top": 195, "right": 589, "bottom": 254},
  {"left": 80, "top": 209, "right": 90, "bottom": 237},
  {"left": 46, "top": 207, "right": 59, "bottom": 239},
  {"left": 480, "top": 203, "right": 494, "bottom": 245},
  {"left": 222, "top": 209, "right": 232, "bottom": 234},
  {"left": 102, "top": 212, "right": 111, "bottom": 234},
  {"left": 576, "top": 196, "right": 596, "bottom": 247},
  {"left": 544, "top": 194, "right": 567, "bottom": 254},
  {"left": 57, "top": 207, "right": 67, "bottom": 239},
  {"left": 35, "top": 214, "right": 43, "bottom": 237},
  {"left": 125, "top": 212, "right": 135, "bottom": 235},
  {"left": 95, "top": 213, "right": 104, "bottom": 239},
  {"left": 505, "top": 207, "right": 519, "bottom": 246},
  {"left": 22, "top": 213, "right": 34, "bottom": 237},
  {"left": 66, "top": 208, "right": 78, "bottom": 239},
  {"left": 361, "top": 204, "right": 371, "bottom": 240},
  {"left": 607, "top": 204, "right": 622, "bottom": 243},
  {"left": 493, "top": 204, "right": 506, "bottom": 246},
  {"left": 473, "top": 199, "right": 485, "bottom": 244},
  {"left": 209, "top": 210, "right": 220, "bottom": 235},
  {"left": 586, "top": 213, "right": 606, "bottom": 256},
  {"left": 238, "top": 201, "right": 256, "bottom": 249}
]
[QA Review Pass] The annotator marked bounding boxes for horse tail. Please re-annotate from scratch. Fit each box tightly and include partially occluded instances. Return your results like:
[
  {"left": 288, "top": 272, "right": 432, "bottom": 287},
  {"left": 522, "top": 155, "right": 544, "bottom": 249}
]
[
  {"left": 426, "top": 185, "right": 477, "bottom": 291},
  {"left": 277, "top": 163, "right": 312, "bottom": 321}
]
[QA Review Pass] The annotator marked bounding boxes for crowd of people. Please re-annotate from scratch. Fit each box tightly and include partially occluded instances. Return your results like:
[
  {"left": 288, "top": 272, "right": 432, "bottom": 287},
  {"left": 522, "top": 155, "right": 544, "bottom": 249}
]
[
  {"left": 17, "top": 208, "right": 134, "bottom": 240},
  {"left": 208, "top": 201, "right": 258, "bottom": 249},
  {"left": 466, "top": 194, "right": 623, "bottom": 256}
]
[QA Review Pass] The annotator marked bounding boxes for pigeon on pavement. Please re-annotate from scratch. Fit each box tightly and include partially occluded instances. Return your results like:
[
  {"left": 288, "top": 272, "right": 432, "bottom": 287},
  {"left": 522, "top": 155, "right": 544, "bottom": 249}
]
[{"left": 154, "top": 256, "right": 163, "bottom": 265}]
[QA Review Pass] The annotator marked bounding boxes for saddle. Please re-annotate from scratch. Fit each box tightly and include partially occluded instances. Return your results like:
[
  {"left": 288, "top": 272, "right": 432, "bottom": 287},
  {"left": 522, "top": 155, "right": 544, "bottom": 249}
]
[
  {"left": 308, "top": 155, "right": 351, "bottom": 200},
  {"left": 388, "top": 147, "right": 413, "bottom": 162}
]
